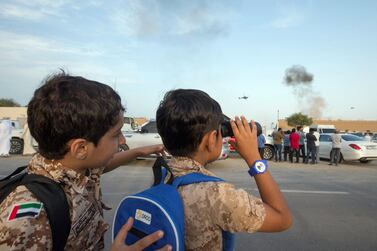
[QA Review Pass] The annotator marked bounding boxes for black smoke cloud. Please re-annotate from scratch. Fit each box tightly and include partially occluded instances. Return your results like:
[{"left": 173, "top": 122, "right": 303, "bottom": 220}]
[
  {"left": 284, "top": 65, "right": 313, "bottom": 86},
  {"left": 283, "top": 65, "right": 326, "bottom": 119}
]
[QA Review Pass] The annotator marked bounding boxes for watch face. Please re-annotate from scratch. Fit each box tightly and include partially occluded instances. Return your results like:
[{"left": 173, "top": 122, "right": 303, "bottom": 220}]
[{"left": 255, "top": 161, "right": 266, "bottom": 172}]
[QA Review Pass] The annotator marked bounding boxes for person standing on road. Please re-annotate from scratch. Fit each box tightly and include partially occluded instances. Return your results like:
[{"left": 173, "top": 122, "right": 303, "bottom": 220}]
[
  {"left": 329, "top": 130, "right": 342, "bottom": 166},
  {"left": 297, "top": 126, "right": 306, "bottom": 163},
  {"left": 364, "top": 131, "right": 372, "bottom": 141},
  {"left": 305, "top": 128, "right": 317, "bottom": 164},
  {"left": 289, "top": 128, "right": 300, "bottom": 163},
  {"left": 257, "top": 133, "right": 266, "bottom": 159},
  {"left": 0, "top": 119, "right": 12, "bottom": 157},
  {"left": 283, "top": 130, "right": 291, "bottom": 161},
  {"left": 313, "top": 130, "right": 320, "bottom": 163},
  {"left": 273, "top": 128, "right": 284, "bottom": 162}
]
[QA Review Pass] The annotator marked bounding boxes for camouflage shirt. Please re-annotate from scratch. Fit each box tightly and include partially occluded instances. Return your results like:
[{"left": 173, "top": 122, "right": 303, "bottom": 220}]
[
  {"left": 167, "top": 157, "right": 266, "bottom": 251},
  {"left": 0, "top": 154, "right": 109, "bottom": 250}
]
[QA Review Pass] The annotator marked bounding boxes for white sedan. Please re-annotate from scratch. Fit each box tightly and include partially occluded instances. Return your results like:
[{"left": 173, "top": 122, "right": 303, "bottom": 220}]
[
  {"left": 318, "top": 133, "right": 377, "bottom": 163},
  {"left": 121, "top": 120, "right": 229, "bottom": 160}
]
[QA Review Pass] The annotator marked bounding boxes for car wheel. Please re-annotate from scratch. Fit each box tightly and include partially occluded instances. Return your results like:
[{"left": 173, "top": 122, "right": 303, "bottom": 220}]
[
  {"left": 359, "top": 159, "right": 370, "bottom": 164},
  {"left": 119, "top": 144, "right": 130, "bottom": 152},
  {"left": 263, "top": 145, "right": 275, "bottom": 160},
  {"left": 10, "top": 138, "right": 24, "bottom": 154}
]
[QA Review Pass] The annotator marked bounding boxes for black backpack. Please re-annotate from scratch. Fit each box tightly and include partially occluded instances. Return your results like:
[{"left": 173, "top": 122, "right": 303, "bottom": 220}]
[{"left": 0, "top": 166, "right": 71, "bottom": 251}]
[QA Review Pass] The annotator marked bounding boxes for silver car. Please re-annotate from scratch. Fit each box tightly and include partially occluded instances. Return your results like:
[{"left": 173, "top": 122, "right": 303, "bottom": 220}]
[{"left": 318, "top": 133, "right": 377, "bottom": 163}]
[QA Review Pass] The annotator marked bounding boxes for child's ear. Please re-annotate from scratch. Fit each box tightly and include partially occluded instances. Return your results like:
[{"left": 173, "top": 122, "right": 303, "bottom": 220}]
[
  {"left": 207, "top": 130, "right": 219, "bottom": 152},
  {"left": 68, "top": 139, "right": 89, "bottom": 160}
]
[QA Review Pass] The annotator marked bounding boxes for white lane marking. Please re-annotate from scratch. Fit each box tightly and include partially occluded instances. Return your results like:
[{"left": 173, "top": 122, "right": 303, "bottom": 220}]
[
  {"left": 247, "top": 188, "right": 349, "bottom": 195},
  {"left": 280, "top": 189, "right": 349, "bottom": 195}
]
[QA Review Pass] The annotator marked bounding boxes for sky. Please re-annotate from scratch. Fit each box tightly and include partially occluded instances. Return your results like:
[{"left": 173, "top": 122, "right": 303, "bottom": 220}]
[{"left": 0, "top": 0, "right": 377, "bottom": 128}]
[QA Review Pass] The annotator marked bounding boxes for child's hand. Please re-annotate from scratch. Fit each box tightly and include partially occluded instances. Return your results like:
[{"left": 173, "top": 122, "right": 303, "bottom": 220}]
[
  {"left": 111, "top": 217, "right": 172, "bottom": 251},
  {"left": 137, "top": 144, "right": 166, "bottom": 157},
  {"left": 229, "top": 116, "right": 261, "bottom": 167}
]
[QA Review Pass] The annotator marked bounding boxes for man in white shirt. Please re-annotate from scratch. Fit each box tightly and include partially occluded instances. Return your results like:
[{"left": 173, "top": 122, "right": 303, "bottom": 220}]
[
  {"left": 364, "top": 132, "right": 372, "bottom": 141},
  {"left": 329, "top": 130, "right": 342, "bottom": 166},
  {"left": 313, "top": 130, "right": 320, "bottom": 163},
  {"left": 0, "top": 119, "right": 13, "bottom": 157}
]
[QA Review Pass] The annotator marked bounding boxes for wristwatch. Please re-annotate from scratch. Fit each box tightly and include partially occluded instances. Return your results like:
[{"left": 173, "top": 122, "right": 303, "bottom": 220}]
[{"left": 248, "top": 159, "right": 268, "bottom": 176}]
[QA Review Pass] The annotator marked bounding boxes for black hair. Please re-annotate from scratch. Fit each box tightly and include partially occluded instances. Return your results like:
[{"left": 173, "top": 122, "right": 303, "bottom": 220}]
[
  {"left": 156, "top": 89, "right": 223, "bottom": 157},
  {"left": 27, "top": 71, "right": 124, "bottom": 159},
  {"left": 291, "top": 128, "right": 296, "bottom": 133}
]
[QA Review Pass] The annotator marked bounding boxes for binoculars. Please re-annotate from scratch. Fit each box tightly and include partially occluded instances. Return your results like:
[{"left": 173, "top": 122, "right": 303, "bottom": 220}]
[{"left": 220, "top": 121, "right": 262, "bottom": 138}]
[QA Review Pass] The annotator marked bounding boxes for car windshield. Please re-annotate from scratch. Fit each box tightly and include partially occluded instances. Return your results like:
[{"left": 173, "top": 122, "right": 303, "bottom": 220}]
[
  {"left": 341, "top": 135, "right": 364, "bottom": 141},
  {"left": 322, "top": 128, "right": 336, "bottom": 133}
]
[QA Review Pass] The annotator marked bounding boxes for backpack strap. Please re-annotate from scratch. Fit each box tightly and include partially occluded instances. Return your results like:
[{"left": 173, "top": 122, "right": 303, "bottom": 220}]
[
  {"left": 0, "top": 167, "right": 70, "bottom": 251},
  {"left": 0, "top": 166, "right": 28, "bottom": 203},
  {"left": 222, "top": 231, "right": 235, "bottom": 251},
  {"left": 152, "top": 157, "right": 174, "bottom": 186},
  {"left": 172, "top": 173, "right": 235, "bottom": 251},
  {"left": 21, "top": 174, "right": 71, "bottom": 251},
  {"left": 172, "top": 172, "right": 224, "bottom": 187},
  {"left": 0, "top": 165, "right": 27, "bottom": 181}
]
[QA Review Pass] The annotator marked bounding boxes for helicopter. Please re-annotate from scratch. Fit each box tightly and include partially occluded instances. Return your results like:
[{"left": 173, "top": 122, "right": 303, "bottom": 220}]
[{"left": 238, "top": 95, "right": 249, "bottom": 100}]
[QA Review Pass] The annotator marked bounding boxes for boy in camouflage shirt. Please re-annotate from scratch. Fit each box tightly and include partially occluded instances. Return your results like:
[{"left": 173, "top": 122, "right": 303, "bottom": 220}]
[
  {"left": 0, "top": 72, "right": 171, "bottom": 251},
  {"left": 156, "top": 89, "right": 292, "bottom": 251}
]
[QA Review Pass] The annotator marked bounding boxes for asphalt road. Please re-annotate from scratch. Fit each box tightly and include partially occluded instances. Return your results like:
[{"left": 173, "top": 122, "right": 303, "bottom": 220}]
[{"left": 1, "top": 156, "right": 377, "bottom": 251}]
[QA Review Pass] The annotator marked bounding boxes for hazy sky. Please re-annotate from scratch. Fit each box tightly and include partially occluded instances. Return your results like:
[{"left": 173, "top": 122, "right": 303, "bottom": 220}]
[{"left": 1, "top": 0, "right": 376, "bottom": 127}]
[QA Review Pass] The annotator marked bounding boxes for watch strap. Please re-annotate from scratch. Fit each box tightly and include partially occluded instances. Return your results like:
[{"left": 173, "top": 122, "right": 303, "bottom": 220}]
[{"left": 248, "top": 159, "right": 268, "bottom": 176}]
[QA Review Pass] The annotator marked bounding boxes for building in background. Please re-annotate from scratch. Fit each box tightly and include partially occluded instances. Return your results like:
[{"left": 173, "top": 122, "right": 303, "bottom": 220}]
[{"left": 278, "top": 119, "right": 377, "bottom": 133}]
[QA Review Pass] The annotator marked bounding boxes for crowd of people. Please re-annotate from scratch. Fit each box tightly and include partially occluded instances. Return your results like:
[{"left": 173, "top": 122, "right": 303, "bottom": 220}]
[{"left": 267, "top": 126, "right": 342, "bottom": 165}]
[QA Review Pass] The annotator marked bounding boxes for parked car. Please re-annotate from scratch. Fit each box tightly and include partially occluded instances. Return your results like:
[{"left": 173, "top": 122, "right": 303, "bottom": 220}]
[
  {"left": 349, "top": 132, "right": 364, "bottom": 137},
  {"left": 318, "top": 133, "right": 377, "bottom": 163},
  {"left": 309, "top": 124, "right": 336, "bottom": 134},
  {"left": 0, "top": 119, "right": 24, "bottom": 154},
  {"left": 120, "top": 120, "right": 229, "bottom": 160}
]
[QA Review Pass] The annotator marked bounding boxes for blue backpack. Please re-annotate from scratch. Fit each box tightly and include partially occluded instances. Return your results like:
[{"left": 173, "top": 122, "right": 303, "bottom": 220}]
[{"left": 112, "top": 157, "right": 235, "bottom": 251}]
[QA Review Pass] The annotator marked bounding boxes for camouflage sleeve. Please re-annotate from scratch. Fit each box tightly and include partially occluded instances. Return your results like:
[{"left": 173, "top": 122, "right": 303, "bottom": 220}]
[
  {"left": 208, "top": 182, "right": 266, "bottom": 233},
  {"left": 0, "top": 185, "right": 52, "bottom": 251}
]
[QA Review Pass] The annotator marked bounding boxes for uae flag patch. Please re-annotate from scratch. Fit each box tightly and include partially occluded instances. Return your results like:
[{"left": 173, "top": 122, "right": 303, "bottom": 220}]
[{"left": 8, "top": 202, "right": 43, "bottom": 221}]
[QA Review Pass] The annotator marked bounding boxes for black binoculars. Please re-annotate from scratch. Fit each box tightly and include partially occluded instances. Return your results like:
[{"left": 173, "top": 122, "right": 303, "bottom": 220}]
[{"left": 220, "top": 120, "right": 262, "bottom": 137}]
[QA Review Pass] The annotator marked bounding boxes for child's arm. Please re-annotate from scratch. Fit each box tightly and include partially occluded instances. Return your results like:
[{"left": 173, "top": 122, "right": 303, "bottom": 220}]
[
  {"left": 103, "top": 145, "right": 165, "bottom": 173},
  {"left": 230, "top": 116, "right": 292, "bottom": 232}
]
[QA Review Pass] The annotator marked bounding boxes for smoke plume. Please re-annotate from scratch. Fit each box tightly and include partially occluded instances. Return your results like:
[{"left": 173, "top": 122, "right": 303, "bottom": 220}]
[
  {"left": 283, "top": 65, "right": 326, "bottom": 119},
  {"left": 284, "top": 65, "right": 313, "bottom": 86}
]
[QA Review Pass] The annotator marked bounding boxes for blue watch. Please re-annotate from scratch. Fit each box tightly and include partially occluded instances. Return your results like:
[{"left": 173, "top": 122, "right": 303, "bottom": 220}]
[{"left": 248, "top": 159, "right": 268, "bottom": 176}]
